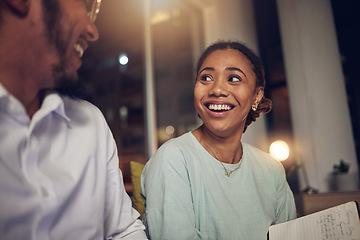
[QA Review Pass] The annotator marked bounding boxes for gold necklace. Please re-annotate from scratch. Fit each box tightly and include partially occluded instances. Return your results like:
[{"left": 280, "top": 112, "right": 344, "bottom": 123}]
[{"left": 203, "top": 138, "right": 242, "bottom": 177}]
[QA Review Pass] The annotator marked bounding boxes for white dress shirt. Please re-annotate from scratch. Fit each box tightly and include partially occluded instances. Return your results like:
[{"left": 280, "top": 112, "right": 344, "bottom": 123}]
[{"left": 0, "top": 84, "right": 147, "bottom": 239}]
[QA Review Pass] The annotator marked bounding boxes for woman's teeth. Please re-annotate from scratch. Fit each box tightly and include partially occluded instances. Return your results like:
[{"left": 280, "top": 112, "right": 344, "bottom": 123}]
[
  {"left": 74, "top": 43, "right": 84, "bottom": 58},
  {"left": 208, "top": 104, "right": 231, "bottom": 111}
]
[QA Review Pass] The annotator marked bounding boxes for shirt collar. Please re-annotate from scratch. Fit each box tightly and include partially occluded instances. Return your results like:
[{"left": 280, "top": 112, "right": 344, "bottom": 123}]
[
  {"left": 33, "top": 91, "right": 71, "bottom": 125},
  {"left": 0, "top": 82, "right": 12, "bottom": 102},
  {"left": 0, "top": 83, "right": 71, "bottom": 125},
  {"left": 0, "top": 83, "right": 7, "bottom": 99},
  {"left": 0, "top": 83, "right": 30, "bottom": 124}
]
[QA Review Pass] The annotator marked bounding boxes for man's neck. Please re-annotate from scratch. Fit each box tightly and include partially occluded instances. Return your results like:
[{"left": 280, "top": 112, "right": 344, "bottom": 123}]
[
  {"left": 0, "top": 79, "right": 42, "bottom": 119},
  {"left": 25, "top": 94, "right": 42, "bottom": 119}
]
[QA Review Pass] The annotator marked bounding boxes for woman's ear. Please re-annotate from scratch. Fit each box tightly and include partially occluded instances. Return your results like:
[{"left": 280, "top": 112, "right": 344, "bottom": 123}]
[
  {"left": 5, "top": 0, "right": 30, "bottom": 16},
  {"left": 251, "top": 88, "right": 264, "bottom": 111},
  {"left": 254, "top": 87, "right": 264, "bottom": 104}
]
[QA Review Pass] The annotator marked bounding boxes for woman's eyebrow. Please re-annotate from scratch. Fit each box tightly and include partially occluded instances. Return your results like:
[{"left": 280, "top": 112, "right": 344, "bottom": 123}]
[
  {"left": 199, "top": 66, "right": 247, "bottom": 78},
  {"left": 199, "top": 67, "right": 215, "bottom": 75},
  {"left": 226, "top": 67, "right": 247, "bottom": 78}
]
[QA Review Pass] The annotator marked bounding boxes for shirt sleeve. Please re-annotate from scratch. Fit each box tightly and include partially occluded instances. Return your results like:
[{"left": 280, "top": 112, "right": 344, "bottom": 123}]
[
  {"left": 140, "top": 143, "right": 201, "bottom": 240},
  {"left": 104, "top": 129, "right": 147, "bottom": 239},
  {"left": 274, "top": 164, "right": 297, "bottom": 224}
]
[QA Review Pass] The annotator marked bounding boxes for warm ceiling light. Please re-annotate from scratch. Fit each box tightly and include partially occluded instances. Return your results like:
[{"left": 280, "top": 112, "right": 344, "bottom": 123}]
[{"left": 269, "top": 140, "right": 290, "bottom": 161}]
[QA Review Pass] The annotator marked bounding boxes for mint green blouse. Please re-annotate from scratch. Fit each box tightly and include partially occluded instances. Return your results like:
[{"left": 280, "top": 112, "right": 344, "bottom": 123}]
[{"left": 141, "top": 132, "right": 296, "bottom": 240}]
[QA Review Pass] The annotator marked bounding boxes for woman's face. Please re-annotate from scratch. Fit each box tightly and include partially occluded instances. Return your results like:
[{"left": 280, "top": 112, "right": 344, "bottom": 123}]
[{"left": 194, "top": 49, "right": 263, "bottom": 137}]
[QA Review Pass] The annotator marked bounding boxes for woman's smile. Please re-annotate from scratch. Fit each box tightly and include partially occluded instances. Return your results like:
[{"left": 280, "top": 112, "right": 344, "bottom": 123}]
[
  {"left": 206, "top": 103, "right": 234, "bottom": 111},
  {"left": 203, "top": 101, "right": 235, "bottom": 119}
]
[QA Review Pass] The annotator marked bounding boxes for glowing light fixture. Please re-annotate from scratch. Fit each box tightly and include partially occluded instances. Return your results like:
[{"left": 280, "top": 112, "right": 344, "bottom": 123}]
[
  {"left": 118, "top": 54, "right": 128, "bottom": 65},
  {"left": 165, "top": 125, "right": 175, "bottom": 135},
  {"left": 269, "top": 140, "right": 290, "bottom": 161},
  {"left": 150, "top": 11, "right": 171, "bottom": 25}
]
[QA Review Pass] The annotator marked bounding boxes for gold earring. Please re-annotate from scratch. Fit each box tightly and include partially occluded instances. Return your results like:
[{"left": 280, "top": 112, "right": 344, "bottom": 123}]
[{"left": 252, "top": 104, "right": 257, "bottom": 111}]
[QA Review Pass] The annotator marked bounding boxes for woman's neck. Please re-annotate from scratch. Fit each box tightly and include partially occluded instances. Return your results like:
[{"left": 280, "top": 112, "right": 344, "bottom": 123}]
[{"left": 193, "top": 125, "right": 243, "bottom": 164}]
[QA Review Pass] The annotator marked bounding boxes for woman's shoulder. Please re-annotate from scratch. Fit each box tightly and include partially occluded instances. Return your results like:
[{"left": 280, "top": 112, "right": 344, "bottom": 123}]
[
  {"left": 243, "top": 142, "right": 271, "bottom": 157},
  {"left": 243, "top": 143, "right": 287, "bottom": 186},
  {"left": 142, "top": 132, "right": 197, "bottom": 180},
  {"left": 243, "top": 142, "right": 283, "bottom": 170},
  {"left": 147, "top": 132, "right": 195, "bottom": 164},
  {"left": 157, "top": 132, "right": 195, "bottom": 153}
]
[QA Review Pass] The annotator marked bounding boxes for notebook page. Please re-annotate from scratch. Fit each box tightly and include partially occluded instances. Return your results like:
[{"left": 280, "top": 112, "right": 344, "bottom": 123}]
[{"left": 269, "top": 201, "right": 360, "bottom": 240}]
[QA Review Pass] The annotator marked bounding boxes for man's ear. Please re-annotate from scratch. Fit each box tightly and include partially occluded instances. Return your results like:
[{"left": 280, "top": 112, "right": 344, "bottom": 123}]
[{"left": 5, "top": 0, "right": 30, "bottom": 16}]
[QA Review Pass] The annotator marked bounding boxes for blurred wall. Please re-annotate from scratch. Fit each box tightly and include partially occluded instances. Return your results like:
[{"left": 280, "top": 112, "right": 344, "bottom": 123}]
[{"left": 276, "top": 0, "right": 358, "bottom": 192}]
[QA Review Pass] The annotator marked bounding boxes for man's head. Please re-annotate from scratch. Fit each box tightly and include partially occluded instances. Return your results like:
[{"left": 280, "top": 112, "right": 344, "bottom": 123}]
[
  {"left": 0, "top": 0, "right": 101, "bottom": 94},
  {"left": 42, "top": 0, "right": 101, "bottom": 94}
]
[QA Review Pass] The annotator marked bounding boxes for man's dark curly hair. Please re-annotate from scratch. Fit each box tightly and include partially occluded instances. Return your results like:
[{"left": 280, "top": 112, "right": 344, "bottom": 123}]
[{"left": 196, "top": 40, "right": 272, "bottom": 132}]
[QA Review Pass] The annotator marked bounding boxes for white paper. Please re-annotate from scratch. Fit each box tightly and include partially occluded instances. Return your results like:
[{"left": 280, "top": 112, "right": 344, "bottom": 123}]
[{"left": 269, "top": 201, "right": 360, "bottom": 240}]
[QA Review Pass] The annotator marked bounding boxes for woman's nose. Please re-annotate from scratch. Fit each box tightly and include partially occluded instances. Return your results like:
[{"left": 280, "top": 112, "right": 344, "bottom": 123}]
[{"left": 209, "top": 80, "right": 229, "bottom": 97}]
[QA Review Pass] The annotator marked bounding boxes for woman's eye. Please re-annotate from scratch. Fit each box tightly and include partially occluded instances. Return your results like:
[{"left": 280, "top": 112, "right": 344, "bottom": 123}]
[
  {"left": 229, "top": 76, "right": 241, "bottom": 82},
  {"left": 200, "top": 75, "right": 212, "bottom": 82}
]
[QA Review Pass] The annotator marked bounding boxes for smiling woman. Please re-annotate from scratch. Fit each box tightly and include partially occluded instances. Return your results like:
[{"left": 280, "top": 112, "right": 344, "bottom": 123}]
[{"left": 141, "top": 40, "right": 297, "bottom": 240}]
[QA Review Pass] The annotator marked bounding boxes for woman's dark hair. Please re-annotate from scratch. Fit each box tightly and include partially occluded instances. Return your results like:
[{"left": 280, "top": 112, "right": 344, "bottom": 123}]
[{"left": 196, "top": 41, "right": 272, "bottom": 132}]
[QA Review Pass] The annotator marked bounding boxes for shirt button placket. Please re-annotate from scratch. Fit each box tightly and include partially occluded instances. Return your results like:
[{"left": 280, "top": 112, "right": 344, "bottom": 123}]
[{"left": 26, "top": 126, "right": 56, "bottom": 239}]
